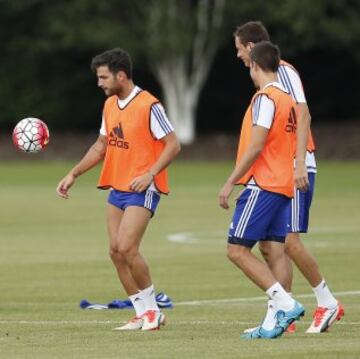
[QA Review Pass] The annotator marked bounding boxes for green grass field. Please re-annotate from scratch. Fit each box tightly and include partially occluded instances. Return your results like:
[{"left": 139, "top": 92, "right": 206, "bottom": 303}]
[{"left": 0, "top": 160, "right": 359, "bottom": 359}]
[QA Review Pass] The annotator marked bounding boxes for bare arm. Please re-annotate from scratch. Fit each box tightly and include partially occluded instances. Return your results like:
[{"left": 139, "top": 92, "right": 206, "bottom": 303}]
[
  {"left": 295, "top": 102, "right": 311, "bottom": 191},
  {"left": 130, "top": 132, "right": 181, "bottom": 192},
  {"left": 56, "top": 135, "right": 107, "bottom": 199},
  {"left": 219, "top": 126, "right": 268, "bottom": 209}
]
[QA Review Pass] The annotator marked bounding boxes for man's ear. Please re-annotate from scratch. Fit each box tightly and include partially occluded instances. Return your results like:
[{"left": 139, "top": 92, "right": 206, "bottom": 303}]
[{"left": 115, "top": 70, "right": 126, "bottom": 81}]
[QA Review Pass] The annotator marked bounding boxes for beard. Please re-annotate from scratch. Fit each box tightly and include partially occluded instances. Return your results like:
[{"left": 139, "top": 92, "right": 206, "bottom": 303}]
[
  {"left": 103, "top": 88, "right": 115, "bottom": 97},
  {"left": 102, "top": 84, "right": 122, "bottom": 97}
]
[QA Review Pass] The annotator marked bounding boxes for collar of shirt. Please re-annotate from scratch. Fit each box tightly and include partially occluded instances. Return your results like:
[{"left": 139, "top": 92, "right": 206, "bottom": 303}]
[
  {"left": 262, "top": 81, "right": 286, "bottom": 92},
  {"left": 117, "top": 85, "right": 142, "bottom": 109}
]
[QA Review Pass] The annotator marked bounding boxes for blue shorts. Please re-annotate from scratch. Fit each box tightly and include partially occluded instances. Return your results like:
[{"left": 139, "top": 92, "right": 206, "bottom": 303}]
[
  {"left": 108, "top": 189, "right": 161, "bottom": 216},
  {"left": 228, "top": 188, "right": 291, "bottom": 248},
  {"left": 287, "top": 173, "right": 315, "bottom": 233}
]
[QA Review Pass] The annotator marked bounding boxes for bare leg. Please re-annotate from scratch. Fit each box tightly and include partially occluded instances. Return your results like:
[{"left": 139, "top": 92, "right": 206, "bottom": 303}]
[
  {"left": 285, "top": 233, "right": 322, "bottom": 288},
  {"left": 259, "top": 241, "right": 293, "bottom": 292},
  {"left": 227, "top": 244, "right": 277, "bottom": 291},
  {"left": 108, "top": 204, "right": 153, "bottom": 295}
]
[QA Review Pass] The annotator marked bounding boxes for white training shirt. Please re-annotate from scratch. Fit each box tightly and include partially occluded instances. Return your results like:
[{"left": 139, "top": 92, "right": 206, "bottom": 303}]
[
  {"left": 99, "top": 86, "right": 174, "bottom": 192},
  {"left": 251, "top": 82, "right": 287, "bottom": 129},
  {"left": 278, "top": 63, "right": 316, "bottom": 172},
  {"left": 99, "top": 86, "right": 174, "bottom": 139}
]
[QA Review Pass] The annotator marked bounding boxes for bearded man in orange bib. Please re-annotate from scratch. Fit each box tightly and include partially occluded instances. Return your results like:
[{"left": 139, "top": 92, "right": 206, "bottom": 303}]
[{"left": 57, "top": 48, "right": 181, "bottom": 331}]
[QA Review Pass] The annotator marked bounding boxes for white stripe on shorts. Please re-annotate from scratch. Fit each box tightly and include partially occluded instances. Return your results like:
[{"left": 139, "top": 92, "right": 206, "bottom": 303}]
[
  {"left": 145, "top": 190, "right": 153, "bottom": 210},
  {"left": 291, "top": 189, "right": 299, "bottom": 232},
  {"left": 296, "top": 189, "right": 300, "bottom": 230},
  {"left": 234, "top": 189, "right": 260, "bottom": 238}
]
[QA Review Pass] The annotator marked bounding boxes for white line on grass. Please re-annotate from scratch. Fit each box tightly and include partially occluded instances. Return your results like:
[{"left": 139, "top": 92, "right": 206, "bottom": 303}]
[
  {"left": 2, "top": 290, "right": 360, "bottom": 308},
  {"left": 0, "top": 320, "right": 359, "bottom": 326},
  {"left": 167, "top": 227, "right": 360, "bottom": 244},
  {"left": 176, "top": 290, "right": 360, "bottom": 306},
  {"left": 0, "top": 320, "right": 253, "bottom": 325}
]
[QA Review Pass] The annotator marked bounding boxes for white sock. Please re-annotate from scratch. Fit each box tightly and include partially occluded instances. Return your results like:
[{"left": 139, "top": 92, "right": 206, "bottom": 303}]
[
  {"left": 312, "top": 279, "right": 337, "bottom": 308},
  {"left": 261, "top": 300, "right": 278, "bottom": 331},
  {"left": 138, "top": 284, "right": 159, "bottom": 312},
  {"left": 129, "top": 292, "right": 146, "bottom": 318},
  {"left": 266, "top": 282, "right": 295, "bottom": 311}
]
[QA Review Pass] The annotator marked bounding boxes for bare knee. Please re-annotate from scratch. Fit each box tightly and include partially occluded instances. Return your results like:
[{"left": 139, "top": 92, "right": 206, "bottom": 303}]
[
  {"left": 109, "top": 246, "right": 125, "bottom": 263},
  {"left": 259, "top": 242, "right": 280, "bottom": 262},
  {"left": 259, "top": 241, "right": 287, "bottom": 266},
  {"left": 285, "top": 233, "right": 303, "bottom": 257},
  {"left": 259, "top": 243, "right": 271, "bottom": 263},
  {"left": 109, "top": 244, "right": 138, "bottom": 264},
  {"left": 227, "top": 245, "right": 250, "bottom": 264}
]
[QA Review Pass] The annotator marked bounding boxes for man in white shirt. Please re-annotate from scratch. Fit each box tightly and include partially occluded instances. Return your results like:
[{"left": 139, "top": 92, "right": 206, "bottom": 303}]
[
  {"left": 233, "top": 21, "right": 344, "bottom": 334},
  {"left": 219, "top": 40, "right": 305, "bottom": 339}
]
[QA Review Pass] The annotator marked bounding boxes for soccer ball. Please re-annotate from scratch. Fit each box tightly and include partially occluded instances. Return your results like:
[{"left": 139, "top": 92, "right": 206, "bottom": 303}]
[{"left": 12, "top": 118, "right": 50, "bottom": 153}]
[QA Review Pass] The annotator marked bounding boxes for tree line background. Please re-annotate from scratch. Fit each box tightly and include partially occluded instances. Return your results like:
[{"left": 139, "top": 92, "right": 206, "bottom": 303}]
[{"left": 1, "top": 0, "right": 359, "bottom": 145}]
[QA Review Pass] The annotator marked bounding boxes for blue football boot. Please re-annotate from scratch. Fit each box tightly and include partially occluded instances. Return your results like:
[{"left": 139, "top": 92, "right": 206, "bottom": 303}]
[
  {"left": 241, "top": 325, "right": 284, "bottom": 340},
  {"left": 276, "top": 301, "right": 305, "bottom": 331}
]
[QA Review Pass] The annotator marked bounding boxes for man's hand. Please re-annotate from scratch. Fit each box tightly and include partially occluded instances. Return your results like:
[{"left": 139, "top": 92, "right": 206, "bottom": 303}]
[
  {"left": 56, "top": 173, "right": 76, "bottom": 199},
  {"left": 295, "top": 160, "right": 309, "bottom": 192},
  {"left": 130, "top": 172, "right": 154, "bottom": 193},
  {"left": 219, "top": 181, "right": 234, "bottom": 210}
]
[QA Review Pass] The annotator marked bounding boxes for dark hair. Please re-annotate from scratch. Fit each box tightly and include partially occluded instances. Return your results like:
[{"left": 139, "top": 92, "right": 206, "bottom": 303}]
[
  {"left": 250, "top": 41, "right": 280, "bottom": 73},
  {"left": 91, "top": 48, "right": 133, "bottom": 79},
  {"left": 234, "top": 21, "right": 270, "bottom": 45}
]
